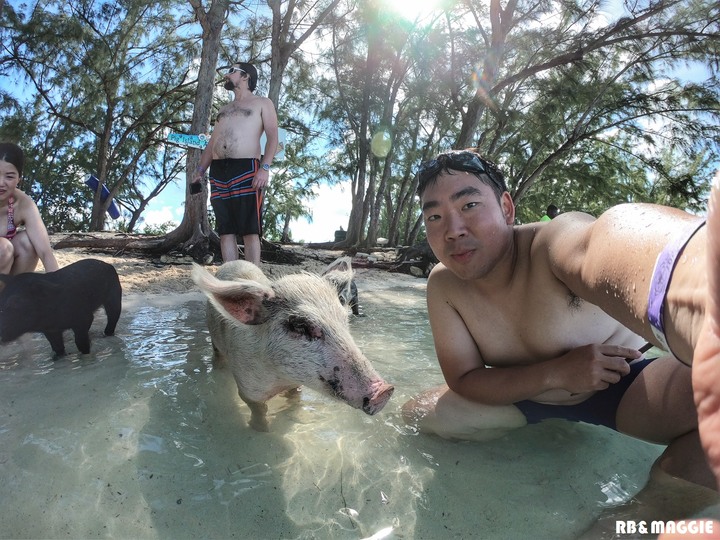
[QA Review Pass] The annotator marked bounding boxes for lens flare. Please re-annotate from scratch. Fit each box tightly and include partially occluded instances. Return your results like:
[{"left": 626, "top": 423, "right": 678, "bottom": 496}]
[{"left": 371, "top": 130, "right": 392, "bottom": 158}]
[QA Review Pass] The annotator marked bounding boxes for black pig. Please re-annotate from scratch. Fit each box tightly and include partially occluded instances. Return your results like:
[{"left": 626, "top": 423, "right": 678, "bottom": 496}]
[{"left": 0, "top": 259, "right": 122, "bottom": 355}]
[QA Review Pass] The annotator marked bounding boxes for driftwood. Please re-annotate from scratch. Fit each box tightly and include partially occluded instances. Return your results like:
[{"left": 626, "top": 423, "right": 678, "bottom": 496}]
[
  {"left": 391, "top": 241, "right": 437, "bottom": 275},
  {"left": 53, "top": 233, "right": 165, "bottom": 253},
  {"left": 52, "top": 233, "right": 316, "bottom": 266},
  {"left": 50, "top": 233, "right": 436, "bottom": 277}
]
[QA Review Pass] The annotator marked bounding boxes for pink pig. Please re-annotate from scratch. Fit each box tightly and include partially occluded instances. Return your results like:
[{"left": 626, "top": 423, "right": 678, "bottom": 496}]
[{"left": 192, "top": 259, "right": 394, "bottom": 431}]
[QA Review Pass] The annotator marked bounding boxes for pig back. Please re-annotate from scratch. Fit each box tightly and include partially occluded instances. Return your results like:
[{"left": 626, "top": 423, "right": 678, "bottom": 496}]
[{"left": 0, "top": 258, "right": 120, "bottom": 340}]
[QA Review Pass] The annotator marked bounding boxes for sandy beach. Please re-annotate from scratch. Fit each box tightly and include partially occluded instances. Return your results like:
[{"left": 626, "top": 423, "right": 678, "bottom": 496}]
[{"left": 47, "top": 233, "right": 417, "bottom": 297}]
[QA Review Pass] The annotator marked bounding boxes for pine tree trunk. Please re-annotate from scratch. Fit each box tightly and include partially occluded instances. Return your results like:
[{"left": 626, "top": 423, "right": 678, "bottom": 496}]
[{"left": 160, "top": 0, "right": 229, "bottom": 251}]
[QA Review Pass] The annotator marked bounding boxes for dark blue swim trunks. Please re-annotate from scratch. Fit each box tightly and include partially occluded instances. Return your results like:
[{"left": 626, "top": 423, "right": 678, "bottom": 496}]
[
  {"left": 209, "top": 158, "right": 263, "bottom": 237},
  {"left": 514, "top": 357, "right": 655, "bottom": 431}
]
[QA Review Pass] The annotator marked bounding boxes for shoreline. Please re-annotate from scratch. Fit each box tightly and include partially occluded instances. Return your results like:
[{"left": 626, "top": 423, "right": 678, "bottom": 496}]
[{"left": 48, "top": 235, "right": 426, "bottom": 296}]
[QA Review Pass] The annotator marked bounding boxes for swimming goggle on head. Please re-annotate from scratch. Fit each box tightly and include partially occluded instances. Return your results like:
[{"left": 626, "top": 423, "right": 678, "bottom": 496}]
[{"left": 415, "top": 151, "right": 507, "bottom": 198}]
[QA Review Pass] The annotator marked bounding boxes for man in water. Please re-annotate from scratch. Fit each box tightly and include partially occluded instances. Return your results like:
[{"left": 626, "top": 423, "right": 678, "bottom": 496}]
[
  {"left": 402, "top": 150, "right": 720, "bottom": 497},
  {"left": 192, "top": 61, "right": 279, "bottom": 265}
]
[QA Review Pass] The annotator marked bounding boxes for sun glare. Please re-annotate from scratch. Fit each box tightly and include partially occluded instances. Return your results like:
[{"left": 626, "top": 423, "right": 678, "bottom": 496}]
[{"left": 382, "top": 0, "right": 443, "bottom": 22}]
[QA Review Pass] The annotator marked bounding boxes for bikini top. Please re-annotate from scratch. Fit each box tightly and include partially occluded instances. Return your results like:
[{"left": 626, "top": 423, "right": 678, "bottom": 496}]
[{"left": 4, "top": 196, "right": 17, "bottom": 240}]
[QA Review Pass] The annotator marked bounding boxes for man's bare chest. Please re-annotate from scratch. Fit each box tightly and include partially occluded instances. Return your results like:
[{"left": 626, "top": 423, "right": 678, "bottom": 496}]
[
  {"left": 217, "top": 102, "right": 257, "bottom": 121},
  {"left": 453, "top": 285, "right": 621, "bottom": 366}
]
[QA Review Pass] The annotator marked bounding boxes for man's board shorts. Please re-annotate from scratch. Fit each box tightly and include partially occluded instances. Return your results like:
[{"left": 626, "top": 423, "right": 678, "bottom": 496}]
[
  {"left": 514, "top": 357, "right": 655, "bottom": 431},
  {"left": 209, "top": 158, "right": 263, "bottom": 237}
]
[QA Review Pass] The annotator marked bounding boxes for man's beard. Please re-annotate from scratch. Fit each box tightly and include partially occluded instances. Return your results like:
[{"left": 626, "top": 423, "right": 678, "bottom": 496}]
[{"left": 223, "top": 80, "right": 235, "bottom": 91}]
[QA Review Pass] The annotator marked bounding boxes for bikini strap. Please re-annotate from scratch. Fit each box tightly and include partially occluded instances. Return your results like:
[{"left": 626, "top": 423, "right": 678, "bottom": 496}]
[{"left": 6, "top": 196, "right": 15, "bottom": 237}]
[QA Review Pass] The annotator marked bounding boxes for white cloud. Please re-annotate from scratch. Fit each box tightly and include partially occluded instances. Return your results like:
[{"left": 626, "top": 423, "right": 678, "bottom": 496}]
[
  {"left": 141, "top": 205, "right": 182, "bottom": 228},
  {"left": 290, "top": 182, "right": 352, "bottom": 243}
]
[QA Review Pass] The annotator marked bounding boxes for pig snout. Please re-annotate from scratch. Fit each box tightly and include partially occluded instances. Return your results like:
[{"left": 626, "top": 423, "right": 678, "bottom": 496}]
[
  {"left": 362, "top": 382, "right": 395, "bottom": 415},
  {"left": 318, "top": 370, "right": 394, "bottom": 416}
]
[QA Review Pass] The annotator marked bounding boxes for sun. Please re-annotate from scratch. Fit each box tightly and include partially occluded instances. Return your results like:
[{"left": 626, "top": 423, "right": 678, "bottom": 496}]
[{"left": 381, "top": 0, "right": 443, "bottom": 22}]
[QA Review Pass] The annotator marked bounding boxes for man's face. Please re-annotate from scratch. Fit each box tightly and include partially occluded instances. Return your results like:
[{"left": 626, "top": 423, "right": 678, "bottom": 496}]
[
  {"left": 223, "top": 65, "right": 247, "bottom": 91},
  {"left": 421, "top": 170, "right": 514, "bottom": 280}
]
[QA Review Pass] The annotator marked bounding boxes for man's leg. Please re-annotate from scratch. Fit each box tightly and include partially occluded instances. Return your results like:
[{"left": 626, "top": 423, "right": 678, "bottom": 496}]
[
  {"left": 581, "top": 355, "right": 718, "bottom": 539},
  {"left": 402, "top": 384, "right": 527, "bottom": 441},
  {"left": 243, "top": 234, "right": 261, "bottom": 267},
  {"left": 615, "top": 356, "right": 715, "bottom": 488},
  {"left": 693, "top": 172, "right": 720, "bottom": 487},
  {"left": 219, "top": 234, "right": 238, "bottom": 263}
]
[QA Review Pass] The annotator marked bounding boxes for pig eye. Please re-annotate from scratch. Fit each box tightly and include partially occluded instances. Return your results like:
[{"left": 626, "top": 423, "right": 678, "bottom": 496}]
[{"left": 285, "top": 316, "right": 323, "bottom": 341}]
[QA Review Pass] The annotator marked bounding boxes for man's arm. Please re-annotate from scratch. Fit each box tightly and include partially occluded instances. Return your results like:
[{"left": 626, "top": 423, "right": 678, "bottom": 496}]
[
  {"left": 261, "top": 98, "right": 279, "bottom": 166},
  {"left": 544, "top": 206, "right": 701, "bottom": 362},
  {"left": 192, "top": 126, "right": 219, "bottom": 184},
  {"left": 428, "top": 268, "right": 638, "bottom": 405},
  {"left": 251, "top": 98, "right": 279, "bottom": 191}
]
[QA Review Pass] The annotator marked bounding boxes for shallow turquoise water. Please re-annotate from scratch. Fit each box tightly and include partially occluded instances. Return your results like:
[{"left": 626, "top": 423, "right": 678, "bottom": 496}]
[{"left": 0, "top": 275, "right": 673, "bottom": 539}]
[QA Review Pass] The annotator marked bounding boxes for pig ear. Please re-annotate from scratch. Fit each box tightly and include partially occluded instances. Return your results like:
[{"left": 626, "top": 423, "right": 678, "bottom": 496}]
[
  {"left": 322, "top": 256, "right": 352, "bottom": 276},
  {"left": 191, "top": 264, "right": 276, "bottom": 325},
  {"left": 322, "top": 256, "right": 354, "bottom": 301},
  {"left": 322, "top": 256, "right": 354, "bottom": 284}
]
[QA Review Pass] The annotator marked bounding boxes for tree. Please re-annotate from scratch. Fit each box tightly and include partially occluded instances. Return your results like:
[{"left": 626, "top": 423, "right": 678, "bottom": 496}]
[
  {"left": 158, "top": 0, "right": 230, "bottom": 253},
  {"left": 2, "top": 0, "right": 717, "bottom": 252},
  {"left": 3, "top": 1, "right": 196, "bottom": 231},
  {"left": 450, "top": 0, "right": 719, "bottom": 205}
]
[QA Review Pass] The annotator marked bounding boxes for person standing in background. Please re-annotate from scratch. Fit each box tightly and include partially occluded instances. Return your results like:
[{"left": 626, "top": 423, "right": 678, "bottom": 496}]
[{"left": 192, "top": 62, "right": 278, "bottom": 266}]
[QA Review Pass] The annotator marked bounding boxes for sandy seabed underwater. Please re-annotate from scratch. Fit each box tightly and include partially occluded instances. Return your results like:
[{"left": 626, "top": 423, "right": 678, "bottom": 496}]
[{"left": 0, "top": 276, "right": 687, "bottom": 540}]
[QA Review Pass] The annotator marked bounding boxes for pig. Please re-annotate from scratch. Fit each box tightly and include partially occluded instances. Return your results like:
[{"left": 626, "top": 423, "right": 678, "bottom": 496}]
[
  {"left": 191, "top": 260, "right": 394, "bottom": 431},
  {"left": 322, "top": 256, "right": 361, "bottom": 315},
  {"left": 0, "top": 259, "right": 122, "bottom": 355}
]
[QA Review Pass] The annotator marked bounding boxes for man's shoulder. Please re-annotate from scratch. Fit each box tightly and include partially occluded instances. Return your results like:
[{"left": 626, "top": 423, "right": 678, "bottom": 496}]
[
  {"left": 427, "top": 263, "right": 468, "bottom": 294},
  {"left": 427, "top": 262, "right": 452, "bottom": 283},
  {"left": 242, "top": 93, "right": 272, "bottom": 104},
  {"left": 255, "top": 95, "right": 277, "bottom": 110}
]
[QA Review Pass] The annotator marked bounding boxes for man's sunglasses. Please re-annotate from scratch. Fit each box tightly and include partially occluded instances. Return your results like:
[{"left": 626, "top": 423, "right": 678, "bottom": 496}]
[
  {"left": 216, "top": 66, "right": 247, "bottom": 76},
  {"left": 416, "top": 151, "right": 507, "bottom": 192}
]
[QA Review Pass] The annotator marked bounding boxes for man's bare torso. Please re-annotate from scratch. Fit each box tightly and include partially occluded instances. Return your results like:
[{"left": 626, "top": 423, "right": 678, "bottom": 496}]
[
  {"left": 432, "top": 222, "right": 645, "bottom": 404},
  {"left": 211, "top": 96, "right": 267, "bottom": 160}
]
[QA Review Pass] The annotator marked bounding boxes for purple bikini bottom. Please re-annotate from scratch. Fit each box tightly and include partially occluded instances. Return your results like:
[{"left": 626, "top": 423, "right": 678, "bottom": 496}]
[{"left": 646, "top": 218, "right": 706, "bottom": 356}]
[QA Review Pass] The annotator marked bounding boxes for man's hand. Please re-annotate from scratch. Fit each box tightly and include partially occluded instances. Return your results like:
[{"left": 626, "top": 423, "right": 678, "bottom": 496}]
[
  {"left": 550, "top": 344, "right": 641, "bottom": 394},
  {"left": 253, "top": 168, "right": 269, "bottom": 190},
  {"left": 190, "top": 180, "right": 202, "bottom": 195}
]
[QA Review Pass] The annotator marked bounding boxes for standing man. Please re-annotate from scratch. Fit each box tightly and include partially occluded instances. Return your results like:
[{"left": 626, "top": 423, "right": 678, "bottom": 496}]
[{"left": 192, "top": 61, "right": 279, "bottom": 266}]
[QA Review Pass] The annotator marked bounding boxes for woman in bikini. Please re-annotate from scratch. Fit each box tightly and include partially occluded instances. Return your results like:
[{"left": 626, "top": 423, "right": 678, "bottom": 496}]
[{"left": 0, "top": 142, "right": 58, "bottom": 275}]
